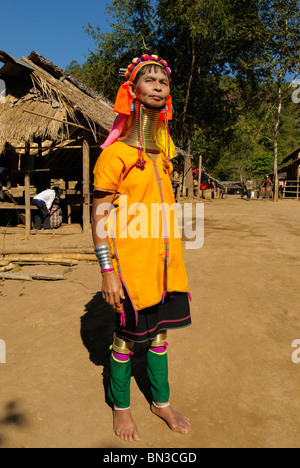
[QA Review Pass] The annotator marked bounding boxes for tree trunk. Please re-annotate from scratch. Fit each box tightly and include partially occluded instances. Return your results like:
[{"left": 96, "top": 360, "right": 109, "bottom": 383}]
[
  {"left": 273, "top": 83, "right": 282, "bottom": 202},
  {"left": 182, "top": 41, "right": 196, "bottom": 197}
]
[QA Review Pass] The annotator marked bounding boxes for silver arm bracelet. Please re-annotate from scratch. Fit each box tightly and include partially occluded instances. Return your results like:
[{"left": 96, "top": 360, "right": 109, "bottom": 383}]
[
  {"left": 94, "top": 245, "right": 113, "bottom": 270},
  {"left": 95, "top": 244, "right": 111, "bottom": 252}
]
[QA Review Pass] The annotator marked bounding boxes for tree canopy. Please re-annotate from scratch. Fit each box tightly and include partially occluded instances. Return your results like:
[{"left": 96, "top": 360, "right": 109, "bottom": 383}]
[{"left": 66, "top": 0, "right": 300, "bottom": 183}]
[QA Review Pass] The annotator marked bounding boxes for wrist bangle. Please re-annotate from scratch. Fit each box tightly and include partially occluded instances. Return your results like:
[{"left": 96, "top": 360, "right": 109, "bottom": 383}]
[
  {"left": 94, "top": 244, "right": 113, "bottom": 270},
  {"left": 95, "top": 245, "right": 111, "bottom": 250},
  {"left": 101, "top": 268, "right": 115, "bottom": 273}
]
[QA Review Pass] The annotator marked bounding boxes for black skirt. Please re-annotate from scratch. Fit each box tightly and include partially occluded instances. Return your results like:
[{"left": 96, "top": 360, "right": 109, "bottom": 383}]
[{"left": 115, "top": 289, "right": 192, "bottom": 343}]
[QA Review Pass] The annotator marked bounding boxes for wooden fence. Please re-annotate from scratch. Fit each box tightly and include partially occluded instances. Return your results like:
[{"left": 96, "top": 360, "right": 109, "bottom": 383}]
[{"left": 281, "top": 180, "right": 300, "bottom": 199}]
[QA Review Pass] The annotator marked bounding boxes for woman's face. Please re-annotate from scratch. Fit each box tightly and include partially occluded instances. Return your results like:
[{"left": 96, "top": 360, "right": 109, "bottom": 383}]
[{"left": 129, "top": 67, "right": 170, "bottom": 109}]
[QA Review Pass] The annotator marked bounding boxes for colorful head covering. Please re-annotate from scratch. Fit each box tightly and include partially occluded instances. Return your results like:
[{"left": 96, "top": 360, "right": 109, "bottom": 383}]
[{"left": 101, "top": 53, "right": 177, "bottom": 168}]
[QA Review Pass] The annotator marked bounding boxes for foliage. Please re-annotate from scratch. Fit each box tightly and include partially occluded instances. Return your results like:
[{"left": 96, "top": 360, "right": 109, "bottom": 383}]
[
  {"left": 67, "top": 0, "right": 158, "bottom": 101},
  {"left": 66, "top": 0, "right": 300, "bottom": 183},
  {"left": 247, "top": 152, "right": 274, "bottom": 179}
]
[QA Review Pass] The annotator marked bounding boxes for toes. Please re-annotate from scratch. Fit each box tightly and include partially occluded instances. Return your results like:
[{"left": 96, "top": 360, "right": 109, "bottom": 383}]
[
  {"left": 178, "top": 424, "right": 191, "bottom": 435},
  {"left": 169, "top": 416, "right": 191, "bottom": 434},
  {"left": 115, "top": 427, "right": 140, "bottom": 442},
  {"left": 171, "top": 422, "right": 191, "bottom": 434},
  {"left": 124, "top": 431, "right": 140, "bottom": 442}
]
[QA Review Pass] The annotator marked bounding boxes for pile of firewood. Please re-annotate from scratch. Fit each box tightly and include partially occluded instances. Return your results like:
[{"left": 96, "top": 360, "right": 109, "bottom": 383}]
[{"left": 0, "top": 252, "right": 97, "bottom": 281}]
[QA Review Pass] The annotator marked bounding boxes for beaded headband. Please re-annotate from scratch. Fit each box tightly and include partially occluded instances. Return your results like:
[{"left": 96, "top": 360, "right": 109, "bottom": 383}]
[{"left": 119, "top": 54, "right": 172, "bottom": 82}]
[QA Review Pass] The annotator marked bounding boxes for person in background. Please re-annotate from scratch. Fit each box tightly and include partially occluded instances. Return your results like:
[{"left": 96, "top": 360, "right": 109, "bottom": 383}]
[
  {"left": 245, "top": 178, "right": 254, "bottom": 200},
  {"left": 32, "top": 187, "right": 60, "bottom": 230},
  {"left": 264, "top": 176, "right": 273, "bottom": 199}
]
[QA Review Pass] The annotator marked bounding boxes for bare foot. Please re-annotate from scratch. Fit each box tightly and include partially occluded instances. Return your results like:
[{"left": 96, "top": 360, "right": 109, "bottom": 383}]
[
  {"left": 151, "top": 403, "right": 191, "bottom": 435},
  {"left": 113, "top": 408, "right": 141, "bottom": 442}
]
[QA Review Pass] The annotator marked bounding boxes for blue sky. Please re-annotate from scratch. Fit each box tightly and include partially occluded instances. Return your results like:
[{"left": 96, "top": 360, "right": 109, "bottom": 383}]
[
  {"left": 0, "top": 0, "right": 111, "bottom": 69},
  {"left": 1, "top": 1, "right": 298, "bottom": 82}
]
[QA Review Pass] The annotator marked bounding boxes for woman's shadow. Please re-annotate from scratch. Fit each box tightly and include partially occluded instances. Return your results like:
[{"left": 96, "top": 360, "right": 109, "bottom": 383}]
[{"left": 80, "top": 293, "right": 152, "bottom": 408}]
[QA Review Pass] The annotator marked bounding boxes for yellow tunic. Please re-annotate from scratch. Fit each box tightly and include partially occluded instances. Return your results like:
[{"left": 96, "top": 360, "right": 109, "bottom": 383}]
[{"left": 93, "top": 141, "right": 189, "bottom": 313}]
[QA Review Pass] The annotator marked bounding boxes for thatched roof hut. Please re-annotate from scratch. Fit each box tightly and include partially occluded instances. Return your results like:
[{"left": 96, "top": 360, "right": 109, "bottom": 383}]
[
  {"left": 0, "top": 50, "right": 116, "bottom": 234},
  {"left": 0, "top": 51, "right": 115, "bottom": 153}
]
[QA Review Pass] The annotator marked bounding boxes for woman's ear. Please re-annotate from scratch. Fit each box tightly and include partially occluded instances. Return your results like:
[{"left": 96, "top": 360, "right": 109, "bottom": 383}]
[{"left": 129, "top": 83, "right": 136, "bottom": 99}]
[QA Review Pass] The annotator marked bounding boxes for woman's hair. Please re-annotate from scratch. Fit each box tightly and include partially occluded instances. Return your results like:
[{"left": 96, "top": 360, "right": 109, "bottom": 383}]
[{"left": 133, "top": 63, "right": 170, "bottom": 85}]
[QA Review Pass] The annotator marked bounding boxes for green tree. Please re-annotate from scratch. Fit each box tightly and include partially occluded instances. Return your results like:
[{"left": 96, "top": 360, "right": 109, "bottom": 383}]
[
  {"left": 66, "top": 0, "right": 300, "bottom": 189},
  {"left": 211, "top": 79, "right": 300, "bottom": 182},
  {"left": 248, "top": 152, "right": 274, "bottom": 179},
  {"left": 236, "top": 0, "right": 300, "bottom": 200},
  {"left": 155, "top": 0, "right": 263, "bottom": 192},
  {"left": 67, "top": 0, "right": 158, "bottom": 101}
]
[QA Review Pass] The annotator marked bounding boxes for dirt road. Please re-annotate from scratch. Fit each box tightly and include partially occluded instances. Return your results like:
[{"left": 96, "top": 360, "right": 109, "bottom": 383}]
[{"left": 1, "top": 197, "right": 300, "bottom": 448}]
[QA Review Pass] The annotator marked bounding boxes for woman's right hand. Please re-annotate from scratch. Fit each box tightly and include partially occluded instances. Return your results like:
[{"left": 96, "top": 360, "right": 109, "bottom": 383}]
[{"left": 101, "top": 270, "right": 125, "bottom": 311}]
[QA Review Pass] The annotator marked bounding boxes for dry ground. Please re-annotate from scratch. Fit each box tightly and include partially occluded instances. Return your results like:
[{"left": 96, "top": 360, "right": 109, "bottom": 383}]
[{"left": 0, "top": 196, "right": 300, "bottom": 448}]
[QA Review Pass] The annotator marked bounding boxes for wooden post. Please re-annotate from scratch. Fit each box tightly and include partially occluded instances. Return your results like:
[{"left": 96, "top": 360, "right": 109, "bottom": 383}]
[
  {"left": 82, "top": 138, "right": 90, "bottom": 232},
  {"left": 197, "top": 155, "right": 202, "bottom": 198},
  {"left": 297, "top": 165, "right": 300, "bottom": 201},
  {"left": 182, "top": 156, "right": 188, "bottom": 196},
  {"left": 24, "top": 141, "right": 31, "bottom": 236},
  {"left": 183, "top": 155, "right": 194, "bottom": 197}
]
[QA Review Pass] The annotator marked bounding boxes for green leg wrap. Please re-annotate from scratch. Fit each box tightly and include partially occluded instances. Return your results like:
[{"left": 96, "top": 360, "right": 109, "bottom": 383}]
[
  {"left": 108, "top": 353, "right": 131, "bottom": 409},
  {"left": 146, "top": 348, "right": 170, "bottom": 403}
]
